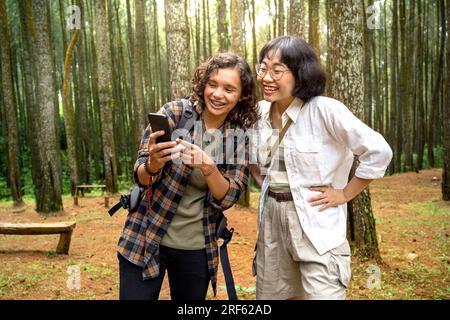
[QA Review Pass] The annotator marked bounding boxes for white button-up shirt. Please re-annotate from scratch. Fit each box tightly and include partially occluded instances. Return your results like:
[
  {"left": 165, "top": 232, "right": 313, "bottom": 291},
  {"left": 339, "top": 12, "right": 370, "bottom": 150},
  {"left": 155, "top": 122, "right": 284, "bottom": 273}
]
[{"left": 252, "top": 96, "right": 393, "bottom": 255}]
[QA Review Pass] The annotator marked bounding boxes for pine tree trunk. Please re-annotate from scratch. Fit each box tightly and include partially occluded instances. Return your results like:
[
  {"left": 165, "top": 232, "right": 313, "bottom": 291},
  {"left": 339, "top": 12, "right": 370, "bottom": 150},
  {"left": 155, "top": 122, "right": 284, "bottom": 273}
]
[
  {"left": 288, "top": 0, "right": 308, "bottom": 40},
  {"left": 442, "top": 0, "right": 449, "bottom": 200},
  {"left": 329, "top": 0, "right": 381, "bottom": 260},
  {"left": 94, "top": 0, "right": 118, "bottom": 193},
  {"left": 133, "top": 0, "right": 147, "bottom": 146},
  {"left": 32, "top": 0, "right": 63, "bottom": 213},
  {"left": 430, "top": 0, "right": 446, "bottom": 169},
  {"left": 164, "top": 0, "right": 191, "bottom": 100},
  {"left": 76, "top": 0, "right": 92, "bottom": 184},
  {"left": 230, "top": 0, "right": 244, "bottom": 57},
  {"left": 308, "top": 0, "right": 320, "bottom": 55},
  {"left": 202, "top": 0, "right": 207, "bottom": 59},
  {"left": 217, "top": 0, "right": 228, "bottom": 52},
  {"left": 401, "top": 0, "right": 415, "bottom": 171},
  {"left": 278, "top": 0, "right": 285, "bottom": 36},
  {"left": 362, "top": 0, "right": 373, "bottom": 127},
  {"left": 206, "top": 0, "right": 212, "bottom": 58},
  {"left": 62, "top": 30, "right": 79, "bottom": 195},
  {"left": 0, "top": 0, "right": 24, "bottom": 207},
  {"left": 415, "top": 1, "right": 425, "bottom": 171}
]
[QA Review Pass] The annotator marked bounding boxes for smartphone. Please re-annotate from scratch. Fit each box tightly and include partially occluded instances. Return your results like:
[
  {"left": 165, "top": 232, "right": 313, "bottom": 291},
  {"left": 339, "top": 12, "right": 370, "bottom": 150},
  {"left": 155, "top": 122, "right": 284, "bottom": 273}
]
[{"left": 147, "top": 113, "right": 173, "bottom": 144}]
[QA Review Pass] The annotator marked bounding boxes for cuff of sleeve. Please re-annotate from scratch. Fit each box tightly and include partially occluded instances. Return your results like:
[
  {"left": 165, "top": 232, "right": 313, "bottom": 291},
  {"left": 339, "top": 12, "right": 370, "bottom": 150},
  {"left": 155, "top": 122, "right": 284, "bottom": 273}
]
[
  {"left": 355, "top": 166, "right": 388, "bottom": 180},
  {"left": 134, "top": 156, "right": 163, "bottom": 187},
  {"left": 208, "top": 177, "right": 241, "bottom": 211}
]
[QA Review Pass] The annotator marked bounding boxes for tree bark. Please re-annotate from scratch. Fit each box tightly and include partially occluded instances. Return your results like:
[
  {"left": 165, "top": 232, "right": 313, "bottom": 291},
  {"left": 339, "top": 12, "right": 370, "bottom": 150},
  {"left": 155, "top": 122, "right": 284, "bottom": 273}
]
[
  {"left": 217, "top": 0, "right": 229, "bottom": 52},
  {"left": 164, "top": 0, "right": 191, "bottom": 100},
  {"left": 62, "top": 30, "right": 79, "bottom": 196},
  {"left": 288, "top": 0, "right": 308, "bottom": 40},
  {"left": 329, "top": 0, "right": 381, "bottom": 260},
  {"left": 308, "top": 0, "right": 320, "bottom": 56},
  {"left": 0, "top": 0, "right": 24, "bottom": 207},
  {"left": 133, "top": 0, "right": 147, "bottom": 147},
  {"left": 278, "top": 0, "right": 285, "bottom": 36},
  {"left": 442, "top": 0, "right": 449, "bottom": 200},
  {"left": 32, "top": 0, "right": 64, "bottom": 213},
  {"left": 94, "top": 0, "right": 118, "bottom": 193},
  {"left": 230, "top": 0, "right": 244, "bottom": 57},
  {"left": 429, "top": 0, "right": 446, "bottom": 169},
  {"left": 362, "top": 0, "right": 373, "bottom": 127}
]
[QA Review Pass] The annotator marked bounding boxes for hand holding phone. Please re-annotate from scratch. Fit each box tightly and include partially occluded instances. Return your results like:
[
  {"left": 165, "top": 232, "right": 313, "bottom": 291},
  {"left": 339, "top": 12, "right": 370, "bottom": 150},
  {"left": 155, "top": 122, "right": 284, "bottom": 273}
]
[{"left": 147, "top": 113, "right": 173, "bottom": 144}]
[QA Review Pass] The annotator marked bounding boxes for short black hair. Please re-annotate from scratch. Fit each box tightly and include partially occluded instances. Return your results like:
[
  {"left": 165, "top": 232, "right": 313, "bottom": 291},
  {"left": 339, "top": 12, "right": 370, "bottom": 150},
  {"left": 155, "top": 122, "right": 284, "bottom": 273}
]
[{"left": 258, "top": 36, "right": 326, "bottom": 102}]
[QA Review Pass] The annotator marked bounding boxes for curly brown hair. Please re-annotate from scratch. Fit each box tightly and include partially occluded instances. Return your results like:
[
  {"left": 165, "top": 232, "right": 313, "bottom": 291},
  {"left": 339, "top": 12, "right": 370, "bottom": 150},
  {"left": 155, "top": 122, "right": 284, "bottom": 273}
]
[{"left": 191, "top": 52, "right": 259, "bottom": 130}]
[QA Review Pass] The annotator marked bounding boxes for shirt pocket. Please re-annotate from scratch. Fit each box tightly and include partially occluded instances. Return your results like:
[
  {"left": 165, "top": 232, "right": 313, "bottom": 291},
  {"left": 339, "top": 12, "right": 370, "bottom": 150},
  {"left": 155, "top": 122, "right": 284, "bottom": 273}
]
[{"left": 291, "top": 135, "right": 323, "bottom": 184}]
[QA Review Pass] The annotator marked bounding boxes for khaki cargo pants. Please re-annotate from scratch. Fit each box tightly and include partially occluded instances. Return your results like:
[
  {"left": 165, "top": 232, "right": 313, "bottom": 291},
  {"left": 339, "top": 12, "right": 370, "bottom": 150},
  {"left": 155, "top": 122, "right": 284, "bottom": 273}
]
[{"left": 254, "top": 196, "right": 351, "bottom": 300}]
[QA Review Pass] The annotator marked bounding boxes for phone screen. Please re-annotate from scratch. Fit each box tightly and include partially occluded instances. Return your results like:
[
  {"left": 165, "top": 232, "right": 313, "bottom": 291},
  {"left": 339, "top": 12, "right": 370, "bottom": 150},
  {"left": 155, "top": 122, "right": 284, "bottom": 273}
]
[{"left": 147, "top": 113, "right": 173, "bottom": 144}]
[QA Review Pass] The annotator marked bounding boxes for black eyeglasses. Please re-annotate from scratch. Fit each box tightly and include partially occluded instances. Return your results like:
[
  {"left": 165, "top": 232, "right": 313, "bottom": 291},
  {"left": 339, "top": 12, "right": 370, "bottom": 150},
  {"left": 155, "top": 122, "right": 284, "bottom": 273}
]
[{"left": 255, "top": 64, "right": 290, "bottom": 81}]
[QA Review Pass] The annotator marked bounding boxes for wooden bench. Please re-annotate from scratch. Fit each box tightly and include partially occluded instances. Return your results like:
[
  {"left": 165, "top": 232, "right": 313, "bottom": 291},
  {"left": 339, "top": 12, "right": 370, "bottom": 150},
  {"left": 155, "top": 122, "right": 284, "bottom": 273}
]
[
  {"left": 73, "top": 184, "right": 109, "bottom": 207},
  {"left": 0, "top": 221, "right": 76, "bottom": 254}
]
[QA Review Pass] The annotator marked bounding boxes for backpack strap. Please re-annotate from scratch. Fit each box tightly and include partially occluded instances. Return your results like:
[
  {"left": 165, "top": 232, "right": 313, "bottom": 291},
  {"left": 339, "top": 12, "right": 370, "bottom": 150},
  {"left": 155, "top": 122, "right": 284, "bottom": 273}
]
[{"left": 177, "top": 98, "right": 198, "bottom": 132}]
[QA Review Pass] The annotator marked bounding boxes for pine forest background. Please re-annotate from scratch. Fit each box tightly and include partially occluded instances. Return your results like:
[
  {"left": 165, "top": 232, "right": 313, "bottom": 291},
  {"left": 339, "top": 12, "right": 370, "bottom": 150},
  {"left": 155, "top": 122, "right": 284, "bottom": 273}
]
[{"left": 0, "top": 0, "right": 449, "bottom": 213}]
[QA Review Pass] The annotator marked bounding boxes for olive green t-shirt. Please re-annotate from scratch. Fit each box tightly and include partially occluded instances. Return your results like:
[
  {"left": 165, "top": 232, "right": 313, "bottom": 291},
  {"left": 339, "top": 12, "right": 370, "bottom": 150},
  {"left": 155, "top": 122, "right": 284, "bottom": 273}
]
[{"left": 160, "top": 168, "right": 207, "bottom": 250}]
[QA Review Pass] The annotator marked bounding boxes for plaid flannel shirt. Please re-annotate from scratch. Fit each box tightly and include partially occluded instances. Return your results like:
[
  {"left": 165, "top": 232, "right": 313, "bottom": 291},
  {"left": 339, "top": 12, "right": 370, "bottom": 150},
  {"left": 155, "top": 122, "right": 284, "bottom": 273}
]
[{"left": 117, "top": 99, "right": 249, "bottom": 296}]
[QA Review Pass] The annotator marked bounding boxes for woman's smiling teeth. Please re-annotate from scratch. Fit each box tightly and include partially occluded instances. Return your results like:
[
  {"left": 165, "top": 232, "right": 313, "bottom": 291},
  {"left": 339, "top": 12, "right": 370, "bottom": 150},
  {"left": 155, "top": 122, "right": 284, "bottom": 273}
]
[
  {"left": 264, "top": 85, "right": 278, "bottom": 93},
  {"left": 264, "top": 85, "right": 278, "bottom": 95},
  {"left": 210, "top": 100, "right": 225, "bottom": 108}
]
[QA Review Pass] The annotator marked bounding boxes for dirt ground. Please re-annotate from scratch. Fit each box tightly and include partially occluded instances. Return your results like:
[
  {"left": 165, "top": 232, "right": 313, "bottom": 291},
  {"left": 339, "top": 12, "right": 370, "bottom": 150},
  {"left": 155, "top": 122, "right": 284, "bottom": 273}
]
[{"left": 0, "top": 168, "right": 448, "bottom": 300}]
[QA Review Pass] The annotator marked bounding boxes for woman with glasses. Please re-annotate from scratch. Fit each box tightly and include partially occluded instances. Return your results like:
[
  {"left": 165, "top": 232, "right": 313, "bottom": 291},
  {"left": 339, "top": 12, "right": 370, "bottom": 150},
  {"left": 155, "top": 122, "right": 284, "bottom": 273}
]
[{"left": 251, "top": 36, "right": 392, "bottom": 300}]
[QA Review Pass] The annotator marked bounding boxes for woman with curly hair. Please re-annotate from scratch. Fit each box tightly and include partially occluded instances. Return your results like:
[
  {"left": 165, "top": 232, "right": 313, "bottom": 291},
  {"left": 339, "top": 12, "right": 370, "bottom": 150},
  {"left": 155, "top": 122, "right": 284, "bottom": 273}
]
[{"left": 117, "top": 52, "right": 258, "bottom": 300}]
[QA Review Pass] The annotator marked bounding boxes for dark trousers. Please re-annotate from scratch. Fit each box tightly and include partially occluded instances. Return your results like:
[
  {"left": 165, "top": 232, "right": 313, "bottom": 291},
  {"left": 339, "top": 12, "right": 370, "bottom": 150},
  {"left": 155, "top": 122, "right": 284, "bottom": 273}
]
[{"left": 118, "top": 245, "right": 210, "bottom": 300}]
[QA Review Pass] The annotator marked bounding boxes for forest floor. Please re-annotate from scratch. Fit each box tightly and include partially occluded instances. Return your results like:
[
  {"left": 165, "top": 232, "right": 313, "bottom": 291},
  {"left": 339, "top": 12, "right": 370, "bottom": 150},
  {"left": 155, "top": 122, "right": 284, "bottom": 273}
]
[{"left": 0, "top": 168, "right": 448, "bottom": 300}]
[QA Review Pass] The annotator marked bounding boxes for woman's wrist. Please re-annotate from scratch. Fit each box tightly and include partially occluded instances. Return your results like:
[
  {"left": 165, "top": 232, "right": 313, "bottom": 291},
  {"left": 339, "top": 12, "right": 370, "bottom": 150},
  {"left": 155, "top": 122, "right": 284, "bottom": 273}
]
[
  {"left": 200, "top": 163, "right": 217, "bottom": 177},
  {"left": 144, "top": 157, "right": 161, "bottom": 176}
]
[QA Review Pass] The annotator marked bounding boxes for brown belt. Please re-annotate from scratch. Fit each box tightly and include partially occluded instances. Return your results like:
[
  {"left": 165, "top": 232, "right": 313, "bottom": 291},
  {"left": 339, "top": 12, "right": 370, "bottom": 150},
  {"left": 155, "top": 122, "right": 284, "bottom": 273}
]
[{"left": 268, "top": 190, "right": 293, "bottom": 202}]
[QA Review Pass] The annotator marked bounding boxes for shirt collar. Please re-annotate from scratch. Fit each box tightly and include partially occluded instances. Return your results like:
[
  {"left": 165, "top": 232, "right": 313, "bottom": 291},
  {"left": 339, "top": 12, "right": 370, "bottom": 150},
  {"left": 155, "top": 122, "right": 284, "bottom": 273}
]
[{"left": 263, "top": 97, "right": 304, "bottom": 124}]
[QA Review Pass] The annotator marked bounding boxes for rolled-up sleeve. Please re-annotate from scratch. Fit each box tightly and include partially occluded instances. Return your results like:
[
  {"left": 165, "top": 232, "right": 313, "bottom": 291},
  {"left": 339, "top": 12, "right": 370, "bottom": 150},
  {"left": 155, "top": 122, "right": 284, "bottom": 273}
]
[
  {"left": 208, "top": 130, "right": 250, "bottom": 210},
  {"left": 208, "top": 164, "right": 249, "bottom": 211},
  {"left": 320, "top": 100, "right": 393, "bottom": 180}
]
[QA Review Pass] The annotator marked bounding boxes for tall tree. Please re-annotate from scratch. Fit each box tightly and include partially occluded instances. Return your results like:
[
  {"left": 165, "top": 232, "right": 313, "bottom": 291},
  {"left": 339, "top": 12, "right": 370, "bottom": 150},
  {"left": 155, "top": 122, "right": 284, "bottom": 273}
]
[
  {"left": 230, "top": 0, "right": 244, "bottom": 57},
  {"left": 0, "top": 0, "right": 24, "bottom": 207},
  {"left": 415, "top": 0, "right": 425, "bottom": 171},
  {"left": 442, "top": 0, "right": 449, "bottom": 200},
  {"left": 62, "top": 29, "right": 79, "bottom": 196},
  {"left": 429, "top": 0, "right": 446, "bottom": 168},
  {"left": 362, "top": 0, "right": 373, "bottom": 127},
  {"left": 400, "top": 0, "right": 414, "bottom": 171},
  {"left": 94, "top": 0, "right": 118, "bottom": 193},
  {"left": 75, "top": 0, "right": 93, "bottom": 185},
  {"left": 278, "top": 0, "right": 285, "bottom": 36},
  {"left": 329, "top": 0, "right": 380, "bottom": 260},
  {"left": 32, "top": 0, "right": 63, "bottom": 212},
  {"left": 308, "top": 0, "right": 320, "bottom": 55},
  {"left": 288, "top": 0, "right": 308, "bottom": 39},
  {"left": 217, "top": 0, "right": 229, "bottom": 52},
  {"left": 389, "top": 0, "right": 401, "bottom": 174},
  {"left": 133, "top": 0, "right": 147, "bottom": 147},
  {"left": 164, "top": 0, "right": 191, "bottom": 99},
  {"left": 17, "top": 0, "right": 39, "bottom": 195}
]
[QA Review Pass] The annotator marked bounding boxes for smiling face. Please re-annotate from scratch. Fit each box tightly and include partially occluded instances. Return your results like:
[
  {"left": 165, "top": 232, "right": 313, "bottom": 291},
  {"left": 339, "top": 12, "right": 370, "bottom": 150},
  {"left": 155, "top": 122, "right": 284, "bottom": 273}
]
[
  {"left": 203, "top": 67, "right": 243, "bottom": 122},
  {"left": 257, "top": 50, "right": 296, "bottom": 109}
]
